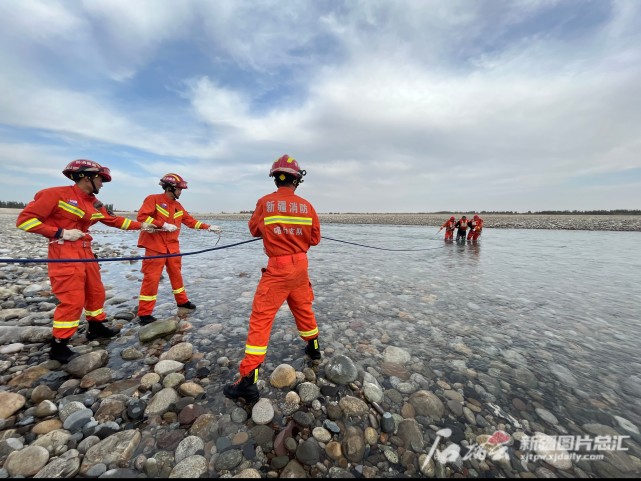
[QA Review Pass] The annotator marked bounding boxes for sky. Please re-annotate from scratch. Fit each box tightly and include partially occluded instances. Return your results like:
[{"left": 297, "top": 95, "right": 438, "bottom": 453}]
[{"left": 0, "top": 0, "right": 640, "bottom": 214}]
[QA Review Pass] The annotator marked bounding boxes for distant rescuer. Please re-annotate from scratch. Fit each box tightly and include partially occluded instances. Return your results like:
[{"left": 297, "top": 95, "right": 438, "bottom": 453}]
[
  {"left": 16, "top": 160, "right": 152, "bottom": 363},
  {"left": 455, "top": 215, "right": 468, "bottom": 242},
  {"left": 224, "top": 155, "right": 321, "bottom": 403},
  {"left": 438, "top": 216, "right": 456, "bottom": 241},
  {"left": 136, "top": 173, "right": 223, "bottom": 325},
  {"left": 467, "top": 214, "right": 484, "bottom": 242}
]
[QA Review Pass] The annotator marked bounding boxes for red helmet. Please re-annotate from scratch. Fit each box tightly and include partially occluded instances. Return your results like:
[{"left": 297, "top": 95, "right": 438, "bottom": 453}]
[
  {"left": 159, "top": 173, "right": 188, "bottom": 189},
  {"left": 450, "top": 216, "right": 455, "bottom": 221},
  {"left": 63, "top": 159, "right": 111, "bottom": 182},
  {"left": 474, "top": 214, "right": 479, "bottom": 220},
  {"left": 269, "top": 154, "right": 306, "bottom": 180}
]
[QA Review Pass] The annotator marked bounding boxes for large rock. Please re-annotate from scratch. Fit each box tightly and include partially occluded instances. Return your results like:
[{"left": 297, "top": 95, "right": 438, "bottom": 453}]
[
  {"left": 325, "top": 355, "right": 358, "bottom": 385},
  {"left": 0, "top": 326, "right": 51, "bottom": 345},
  {"left": 66, "top": 350, "right": 109, "bottom": 377},
  {"left": 0, "top": 391, "right": 26, "bottom": 418},
  {"left": 5, "top": 445, "right": 50, "bottom": 476},
  {"left": 408, "top": 390, "right": 445, "bottom": 420},
  {"left": 154, "top": 360, "right": 184, "bottom": 376},
  {"left": 138, "top": 320, "right": 178, "bottom": 342},
  {"left": 34, "top": 449, "right": 80, "bottom": 478},
  {"left": 145, "top": 388, "right": 180, "bottom": 416},
  {"left": 270, "top": 364, "right": 297, "bottom": 389},
  {"left": 80, "top": 430, "right": 141, "bottom": 475},
  {"left": 383, "top": 346, "right": 411, "bottom": 364},
  {"left": 159, "top": 342, "right": 193, "bottom": 362},
  {"left": 339, "top": 396, "right": 369, "bottom": 416},
  {"left": 169, "top": 455, "right": 208, "bottom": 478}
]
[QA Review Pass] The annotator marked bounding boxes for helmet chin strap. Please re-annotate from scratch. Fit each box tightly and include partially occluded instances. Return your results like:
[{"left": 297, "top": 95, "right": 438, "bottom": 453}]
[
  {"left": 89, "top": 176, "right": 99, "bottom": 195},
  {"left": 166, "top": 186, "right": 180, "bottom": 200}
]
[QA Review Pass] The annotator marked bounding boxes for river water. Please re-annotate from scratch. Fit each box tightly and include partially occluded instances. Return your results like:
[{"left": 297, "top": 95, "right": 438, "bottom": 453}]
[{"left": 94, "top": 221, "right": 641, "bottom": 463}]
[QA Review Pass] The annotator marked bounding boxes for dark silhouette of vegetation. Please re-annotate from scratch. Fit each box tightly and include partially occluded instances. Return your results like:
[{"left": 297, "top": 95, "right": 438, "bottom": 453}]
[
  {"left": 1, "top": 200, "right": 115, "bottom": 211},
  {"left": 0, "top": 201, "right": 27, "bottom": 208}
]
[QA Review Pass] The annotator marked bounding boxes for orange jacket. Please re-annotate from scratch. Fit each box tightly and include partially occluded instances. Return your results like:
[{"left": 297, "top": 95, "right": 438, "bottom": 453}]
[
  {"left": 249, "top": 187, "right": 320, "bottom": 258},
  {"left": 16, "top": 184, "right": 141, "bottom": 258},
  {"left": 441, "top": 219, "right": 456, "bottom": 231},
  {"left": 136, "top": 193, "right": 210, "bottom": 253}
]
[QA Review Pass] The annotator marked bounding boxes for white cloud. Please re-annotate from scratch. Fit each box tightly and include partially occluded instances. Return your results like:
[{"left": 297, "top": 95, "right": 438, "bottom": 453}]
[{"left": 0, "top": 1, "right": 640, "bottom": 212}]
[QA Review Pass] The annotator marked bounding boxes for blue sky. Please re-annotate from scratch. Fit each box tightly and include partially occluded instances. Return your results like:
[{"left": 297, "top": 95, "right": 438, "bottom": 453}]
[{"left": 1, "top": 0, "right": 640, "bottom": 213}]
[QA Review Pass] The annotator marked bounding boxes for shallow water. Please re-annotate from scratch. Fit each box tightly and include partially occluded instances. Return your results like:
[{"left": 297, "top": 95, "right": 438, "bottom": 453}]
[{"left": 95, "top": 222, "right": 641, "bottom": 430}]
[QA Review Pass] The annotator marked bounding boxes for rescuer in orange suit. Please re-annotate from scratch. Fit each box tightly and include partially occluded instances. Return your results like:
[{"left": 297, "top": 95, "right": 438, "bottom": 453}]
[
  {"left": 438, "top": 216, "right": 456, "bottom": 241},
  {"left": 224, "top": 155, "right": 321, "bottom": 403},
  {"left": 467, "top": 214, "right": 484, "bottom": 242},
  {"left": 135, "top": 173, "right": 223, "bottom": 325},
  {"left": 16, "top": 160, "right": 152, "bottom": 363}
]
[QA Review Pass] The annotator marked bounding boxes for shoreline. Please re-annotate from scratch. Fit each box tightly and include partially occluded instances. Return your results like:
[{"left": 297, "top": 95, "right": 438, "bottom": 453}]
[{"left": 1, "top": 209, "right": 639, "bottom": 231}]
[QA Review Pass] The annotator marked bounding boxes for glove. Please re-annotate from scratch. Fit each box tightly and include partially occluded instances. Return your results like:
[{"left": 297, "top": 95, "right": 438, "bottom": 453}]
[
  {"left": 141, "top": 222, "right": 156, "bottom": 232},
  {"left": 161, "top": 223, "right": 178, "bottom": 232},
  {"left": 208, "top": 225, "right": 223, "bottom": 234},
  {"left": 61, "top": 229, "right": 85, "bottom": 241}
]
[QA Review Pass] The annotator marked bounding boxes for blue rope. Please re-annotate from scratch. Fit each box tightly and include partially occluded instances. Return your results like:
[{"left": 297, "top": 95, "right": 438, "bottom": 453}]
[
  {"left": 0, "top": 233, "right": 448, "bottom": 264},
  {"left": 320, "top": 235, "right": 446, "bottom": 252},
  {"left": 0, "top": 238, "right": 261, "bottom": 264}
]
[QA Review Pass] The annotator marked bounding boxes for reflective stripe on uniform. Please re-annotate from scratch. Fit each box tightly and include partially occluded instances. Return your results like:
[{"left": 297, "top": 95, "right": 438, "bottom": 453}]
[
  {"left": 264, "top": 215, "right": 312, "bottom": 226},
  {"left": 139, "top": 295, "right": 157, "bottom": 301},
  {"left": 194, "top": 221, "right": 202, "bottom": 229},
  {"left": 174, "top": 210, "right": 184, "bottom": 219},
  {"left": 172, "top": 287, "right": 185, "bottom": 294},
  {"left": 18, "top": 218, "right": 42, "bottom": 231},
  {"left": 245, "top": 344, "right": 268, "bottom": 355},
  {"left": 120, "top": 218, "right": 132, "bottom": 230},
  {"left": 58, "top": 200, "right": 85, "bottom": 218},
  {"left": 145, "top": 216, "right": 155, "bottom": 224},
  {"left": 91, "top": 212, "right": 105, "bottom": 221},
  {"left": 53, "top": 320, "right": 80, "bottom": 329},
  {"left": 155, "top": 204, "right": 170, "bottom": 217},
  {"left": 84, "top": 308, "right": 104, "bottom": 317},
  {"left": 299, "top": 327, "right": 318, "bottom": 338}
]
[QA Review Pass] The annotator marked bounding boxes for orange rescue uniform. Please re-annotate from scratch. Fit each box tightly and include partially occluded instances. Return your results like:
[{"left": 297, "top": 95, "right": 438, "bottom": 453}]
[
  {"left": 239, "top": 186, "right": 321, "bottom": 376},
  {"left": 16, "top": 185, "right": 142, "bottom": 339},
  {"left": 467, "top": 218, "right": 484, "bottom": 241},
  {"left": 441, "top": 219, "right": 456, "bottom": 241},
  {"left": 136, "top": 193, "right": 210, "bottom": 315}
]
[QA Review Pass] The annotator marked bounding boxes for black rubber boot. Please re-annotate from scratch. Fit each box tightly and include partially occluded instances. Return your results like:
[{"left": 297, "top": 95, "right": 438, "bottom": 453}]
[
  {"left": 50, "top": 337, "right": 75, "bottom": 363},
  {"left": 177, "top": 301, "right": 197, "bottom": 310},
  {"left": 223, "top": 368, "right": 260, "bottom": 403},
  {"left": 86, "top": 321, "right": 119, "bottom": 341},
  {"left": 139, "top": 315, "right": 157, "bottom": 325},
  {"left": 305, "top": 337, "right": 321, "bottom": 360}
]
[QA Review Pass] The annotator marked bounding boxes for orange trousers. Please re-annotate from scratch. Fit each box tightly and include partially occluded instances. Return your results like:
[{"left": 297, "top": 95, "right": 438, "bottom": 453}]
[
  {"left": 467, "top": 230, "right": 481, "bottom": 241},
  {"left": 138, "top": 248, "right": 189, "bottom": 316},
  {"left": 444, "top": 230, "right": 453, "bottom": 241},
  {"left": 239, "top": 253, "right": 319, "bottom": 376},
  {"left": 49, "top": 243, "right": 106, "bottom": 339}
]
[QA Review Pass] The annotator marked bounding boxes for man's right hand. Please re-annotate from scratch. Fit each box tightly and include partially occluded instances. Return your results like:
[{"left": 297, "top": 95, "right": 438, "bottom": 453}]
[
  {"left": 61, "top": 229, "right": 85, "bottom": 241},
  {"left": 162, "top": 223, "right": 178, "bottom": 232}
]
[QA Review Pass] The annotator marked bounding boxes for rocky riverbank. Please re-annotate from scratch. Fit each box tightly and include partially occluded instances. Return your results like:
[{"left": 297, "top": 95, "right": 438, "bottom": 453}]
[
  {"left": 198, "top": 213, "right": 641, "bottom": 232},
  {"left": 1, "top": 212, "right": 640, "bottom": 478}
]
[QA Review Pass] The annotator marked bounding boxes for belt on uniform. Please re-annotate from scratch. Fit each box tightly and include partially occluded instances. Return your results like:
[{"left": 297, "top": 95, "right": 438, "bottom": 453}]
[
  {"left": 53, "top": 239, "right": 92, "bottom": 248},
  {"left": 268, "top": 252, "right": 307, "bottom": 266}
]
